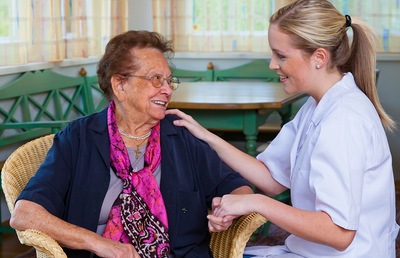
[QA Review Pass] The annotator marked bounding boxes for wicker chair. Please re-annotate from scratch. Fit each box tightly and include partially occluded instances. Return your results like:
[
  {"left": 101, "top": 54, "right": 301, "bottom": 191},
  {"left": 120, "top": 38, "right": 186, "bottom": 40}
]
[{"left": 2, "top": 134, "right": 267, "bottom": 258}]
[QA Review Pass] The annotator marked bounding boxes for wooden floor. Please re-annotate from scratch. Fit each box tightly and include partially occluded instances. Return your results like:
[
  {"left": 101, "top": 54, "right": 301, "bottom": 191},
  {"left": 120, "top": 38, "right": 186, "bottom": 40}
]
[{"left": 0, "top": 222, "right": 34, "bottom": 258}]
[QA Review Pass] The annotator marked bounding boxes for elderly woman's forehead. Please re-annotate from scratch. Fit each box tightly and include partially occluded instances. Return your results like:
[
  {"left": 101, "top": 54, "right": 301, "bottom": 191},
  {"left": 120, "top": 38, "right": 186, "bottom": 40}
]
[
  {"left": 128, "top": 47, "right": 170, "bottom": 73},
  {"left": 130, "top": 47, "right": 164, "bottom": 58}
]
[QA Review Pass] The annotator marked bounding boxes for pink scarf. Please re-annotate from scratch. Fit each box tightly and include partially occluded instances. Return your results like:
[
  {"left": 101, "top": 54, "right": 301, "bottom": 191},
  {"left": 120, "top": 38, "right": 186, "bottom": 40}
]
[{"left": 102, "top": 101, "right": 170, "bottom": 257}]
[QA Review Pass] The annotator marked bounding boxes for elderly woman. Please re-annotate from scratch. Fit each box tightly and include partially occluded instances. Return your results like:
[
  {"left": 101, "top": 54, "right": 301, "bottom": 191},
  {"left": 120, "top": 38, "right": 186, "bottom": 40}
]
[{"left": 10, "top": 30, "right": 253, "bottom": 258}]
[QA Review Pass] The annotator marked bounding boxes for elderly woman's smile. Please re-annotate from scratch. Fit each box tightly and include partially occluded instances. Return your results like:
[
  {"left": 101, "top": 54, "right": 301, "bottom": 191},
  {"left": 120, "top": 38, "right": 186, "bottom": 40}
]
[{"left": 152, "top": 100, "right": 167, "bottom": 106}]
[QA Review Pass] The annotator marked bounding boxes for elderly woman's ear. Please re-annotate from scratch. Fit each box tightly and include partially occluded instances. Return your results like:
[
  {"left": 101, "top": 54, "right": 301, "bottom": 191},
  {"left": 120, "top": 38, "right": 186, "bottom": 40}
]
[{"left": 111, "top": 74, "right": 127, "bottom": 102}]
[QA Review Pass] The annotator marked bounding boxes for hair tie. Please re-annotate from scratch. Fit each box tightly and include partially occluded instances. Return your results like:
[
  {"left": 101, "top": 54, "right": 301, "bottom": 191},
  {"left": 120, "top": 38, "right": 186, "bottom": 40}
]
[{"left": 345, "top": 14, "right": 352, "bottom": 27}]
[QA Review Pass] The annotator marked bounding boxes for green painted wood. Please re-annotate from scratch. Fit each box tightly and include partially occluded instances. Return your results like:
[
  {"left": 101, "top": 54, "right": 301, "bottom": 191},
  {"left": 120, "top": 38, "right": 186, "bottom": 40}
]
[
  {"left": 276, "top": 105, "right": 292, "bottom": 126},
  {"left": 0, "top": 70, "right": 86, "bottom": 100},
  {"left": 29, "top": 93, "right": 58, "bottom": 121},
  {"left": 205, "top": 69, "right": 214, "bottom": 81},
  {"left": 183, "top": 109, "right": 245, "bottom": 130},
  {"left": 59, "top": 85, "right": 88, "bottom": 118},
  {"left": 21, "top": 96, "right": 31, "bottom": 123},
  {"left": 171, "top": 68, "right": 212, "bottom": 82},
  {"left": 0, "top": 69, "right": 107, "bottom": 147},
  {"left": 243, "top": 110, "right": 259, "bottom": 157},
  {"left": 213, "top": 60, "right": 281, "bottom": 82},
  {"left": 0, "top": 121, "right": 70, "bottom": 129},
  {"left": 0, "top": 128, "right": 51, "bottom": 146},
  {"left": 84, "top": 76, "right": 95, "bottom": 114},
  {"left": 85, "top": 75, "right": 108, "bottom": 113}
]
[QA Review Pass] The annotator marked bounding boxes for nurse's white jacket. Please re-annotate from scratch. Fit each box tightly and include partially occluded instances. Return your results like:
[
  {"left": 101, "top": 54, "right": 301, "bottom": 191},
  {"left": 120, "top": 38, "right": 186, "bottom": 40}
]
[{"left": 257, "top": 73, "right": 399, "bottom": 257}]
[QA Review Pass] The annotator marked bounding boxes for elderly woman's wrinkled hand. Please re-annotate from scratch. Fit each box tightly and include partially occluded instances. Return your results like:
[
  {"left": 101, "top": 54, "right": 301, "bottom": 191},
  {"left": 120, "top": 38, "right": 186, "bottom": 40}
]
[
  {"left": 94, "top": 237, "right": 141, "bottom": 258},
  {"left": 166, "top": 109, "right": 210, "bottom": 142},
  {"left": 207, "top": 214, "right": 234, "bottom": 232}
]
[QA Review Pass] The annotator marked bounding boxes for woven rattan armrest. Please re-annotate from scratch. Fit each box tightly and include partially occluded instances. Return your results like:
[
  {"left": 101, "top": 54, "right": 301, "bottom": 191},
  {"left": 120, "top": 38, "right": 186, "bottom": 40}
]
[
  {"left": 210, "top": 212, "right": 267, "bottom": 258},
  {"left": 16, "top": 229, "right": 67, "bottom": 258}
]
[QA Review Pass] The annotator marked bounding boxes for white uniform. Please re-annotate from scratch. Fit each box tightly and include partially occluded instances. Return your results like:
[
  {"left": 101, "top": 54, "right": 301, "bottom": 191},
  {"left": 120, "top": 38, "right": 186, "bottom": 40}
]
[{"left": 253, "top": 73, "right": 399, "bottom": 257}]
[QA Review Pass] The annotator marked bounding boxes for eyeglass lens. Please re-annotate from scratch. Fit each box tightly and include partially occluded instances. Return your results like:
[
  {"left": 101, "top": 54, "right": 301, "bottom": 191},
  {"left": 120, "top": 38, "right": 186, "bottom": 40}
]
[{"left": 151, "top": 74, "right": 179, "bottom": 90}]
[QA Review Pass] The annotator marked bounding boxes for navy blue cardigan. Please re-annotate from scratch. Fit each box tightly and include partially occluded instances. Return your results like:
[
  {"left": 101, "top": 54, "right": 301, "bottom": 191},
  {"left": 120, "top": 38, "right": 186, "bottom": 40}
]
[{"left": 18, "top": 108, "right": 250, "bottom": 257}]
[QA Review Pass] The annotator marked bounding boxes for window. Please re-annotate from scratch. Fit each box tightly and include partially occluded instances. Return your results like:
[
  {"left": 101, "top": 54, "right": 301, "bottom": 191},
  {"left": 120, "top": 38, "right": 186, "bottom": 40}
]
[
  {"left": 153, "top": 0, "right": 400, "bottom": 53},
  {"left": 0, "top": 1, "right": 9, "bottom": 41},
  {"left": 153, "top": 0, "right": 291, "bottom": 52},
  {"left": 0, "top": 0, "right": 128, "bottom": 66},
  {"left": 331, "top": 0, "right": 400, "bottom": 53}
]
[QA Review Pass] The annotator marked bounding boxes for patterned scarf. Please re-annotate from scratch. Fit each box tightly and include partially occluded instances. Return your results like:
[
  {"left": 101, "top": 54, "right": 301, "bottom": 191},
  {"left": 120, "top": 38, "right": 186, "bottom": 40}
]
[{"left": 102, "top": 101, "right": 170, "bottom": 257}]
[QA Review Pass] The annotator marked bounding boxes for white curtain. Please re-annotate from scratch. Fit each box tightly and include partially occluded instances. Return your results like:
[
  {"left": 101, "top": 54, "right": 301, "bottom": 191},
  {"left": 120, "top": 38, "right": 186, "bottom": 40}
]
[
  {"left": 0, "top": 0, "right": 128, "bottom": 66},
  {"left": 153, "top": 0, "right": 400, "bottom": 53}
]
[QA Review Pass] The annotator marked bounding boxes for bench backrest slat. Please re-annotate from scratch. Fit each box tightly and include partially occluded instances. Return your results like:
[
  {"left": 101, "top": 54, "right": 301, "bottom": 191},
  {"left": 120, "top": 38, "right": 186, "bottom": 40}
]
[{"left": 213, "top": 60, "right": 280, "bottom": 82}]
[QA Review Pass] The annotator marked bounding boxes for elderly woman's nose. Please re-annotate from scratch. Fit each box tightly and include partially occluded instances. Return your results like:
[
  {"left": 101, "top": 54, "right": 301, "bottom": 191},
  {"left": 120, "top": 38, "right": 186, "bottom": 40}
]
[
  {"left": 162, "top": 80, "right": 172, "bottom": 94},
  {"left": 161, "top": 80, "right": 173, "bottom": 93}
]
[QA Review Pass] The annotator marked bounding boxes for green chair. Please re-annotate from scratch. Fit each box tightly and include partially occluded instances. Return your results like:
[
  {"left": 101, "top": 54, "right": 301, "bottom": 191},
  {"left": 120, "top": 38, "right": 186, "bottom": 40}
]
[
  {"left": 213, "top": 60, "right": 281, "bottom": 82},
  {"left": 171, "top": 62, "right": 214, "bottom": 82}
]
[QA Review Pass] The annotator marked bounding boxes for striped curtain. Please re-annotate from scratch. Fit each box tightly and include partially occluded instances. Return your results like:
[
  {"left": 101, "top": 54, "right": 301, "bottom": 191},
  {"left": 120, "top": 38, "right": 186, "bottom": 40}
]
[
  {"left": 0, "top": 0, "right": 128, "bottom": 66},
  {"left": 153, "top": 0, "right": 293, "bottom": 53},
  {"left": 330, "top": 0, "right": 400, "bottom": 53},
  {"left": 153, "top": 0, "right": 400, "bottom": 53}
]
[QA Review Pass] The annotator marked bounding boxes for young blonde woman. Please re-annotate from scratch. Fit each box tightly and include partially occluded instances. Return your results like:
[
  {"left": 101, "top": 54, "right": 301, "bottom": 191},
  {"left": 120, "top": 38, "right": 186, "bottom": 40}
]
[{"left": 167, "top": 0, "right": 399, "bottom": 257}]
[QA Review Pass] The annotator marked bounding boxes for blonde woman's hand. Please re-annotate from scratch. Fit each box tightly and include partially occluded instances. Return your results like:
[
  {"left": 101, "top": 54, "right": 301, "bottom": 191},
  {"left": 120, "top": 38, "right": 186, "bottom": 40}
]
[
  {"left": 207, "top": 197, "right": 237, "bottom": 232},
  {"left": 213, "top": 194, "right": 257, "bottom": 219},
  {"left": 165, "top": 109, "right": 211, "bottom": 142}
]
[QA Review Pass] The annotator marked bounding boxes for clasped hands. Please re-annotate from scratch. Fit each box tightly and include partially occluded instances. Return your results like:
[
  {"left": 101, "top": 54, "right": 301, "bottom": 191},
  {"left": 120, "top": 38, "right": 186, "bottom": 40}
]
[{"left": 207, "top": 194, "right": 255, "bottom": 232}]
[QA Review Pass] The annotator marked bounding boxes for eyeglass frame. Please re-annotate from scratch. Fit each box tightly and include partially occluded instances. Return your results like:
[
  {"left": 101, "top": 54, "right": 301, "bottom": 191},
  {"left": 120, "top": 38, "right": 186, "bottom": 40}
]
[{"left": 124, "top": 73, "right": 180, "bottom": 91}]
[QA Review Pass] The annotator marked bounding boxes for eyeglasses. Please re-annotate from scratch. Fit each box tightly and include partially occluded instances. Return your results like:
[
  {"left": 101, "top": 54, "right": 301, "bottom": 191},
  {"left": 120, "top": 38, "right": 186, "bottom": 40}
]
[{"left": 125, "top": 74, "right": 180, "bottom": 91}]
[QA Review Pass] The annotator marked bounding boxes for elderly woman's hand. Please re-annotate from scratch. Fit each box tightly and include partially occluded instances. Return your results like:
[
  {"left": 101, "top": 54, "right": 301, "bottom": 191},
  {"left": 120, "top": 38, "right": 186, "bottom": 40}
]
[
  {"left": 208, "top": 214, "right": 235, "bottom": 232},
  {"left": 165, "top": 109, "right": 211, "bottom": 142},
  {"left": 207, "top": 197, "right": 237, "bottom": 232},
  {"left": 94, "top": 238, "right": 140, "bottom": 258}
]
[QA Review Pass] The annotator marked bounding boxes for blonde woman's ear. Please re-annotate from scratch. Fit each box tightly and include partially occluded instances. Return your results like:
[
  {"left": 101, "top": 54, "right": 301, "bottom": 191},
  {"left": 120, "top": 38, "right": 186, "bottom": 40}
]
[{"left": 313, "top": 48, "right": 328, "bottom": 68}]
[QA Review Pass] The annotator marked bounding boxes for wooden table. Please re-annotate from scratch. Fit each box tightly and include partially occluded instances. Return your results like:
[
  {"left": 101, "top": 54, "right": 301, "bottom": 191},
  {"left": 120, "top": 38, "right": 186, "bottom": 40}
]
[{"left": 168, "top": 81, "right": 307, "bottom": 156}]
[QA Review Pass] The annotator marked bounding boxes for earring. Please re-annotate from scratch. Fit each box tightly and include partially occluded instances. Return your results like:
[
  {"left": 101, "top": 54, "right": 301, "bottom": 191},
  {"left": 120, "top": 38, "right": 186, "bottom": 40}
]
[{"left": 316, "top": 64, "right": 321, "bottom": 69}]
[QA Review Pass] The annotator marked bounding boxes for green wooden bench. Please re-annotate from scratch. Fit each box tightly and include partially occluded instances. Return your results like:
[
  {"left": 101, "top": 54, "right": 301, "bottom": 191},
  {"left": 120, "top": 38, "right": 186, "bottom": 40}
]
[
  {"left": 0, "top": 68, "right": 107, "bottom": 147},
  {"left": 172, "top": 60, "right": 280, "bottom": 83},
  {"left": 213, "top": 59, "right": 280, "bottom": 82},
  {"left": 171, "top": 62, "right": 214, "bottom": 82}
]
